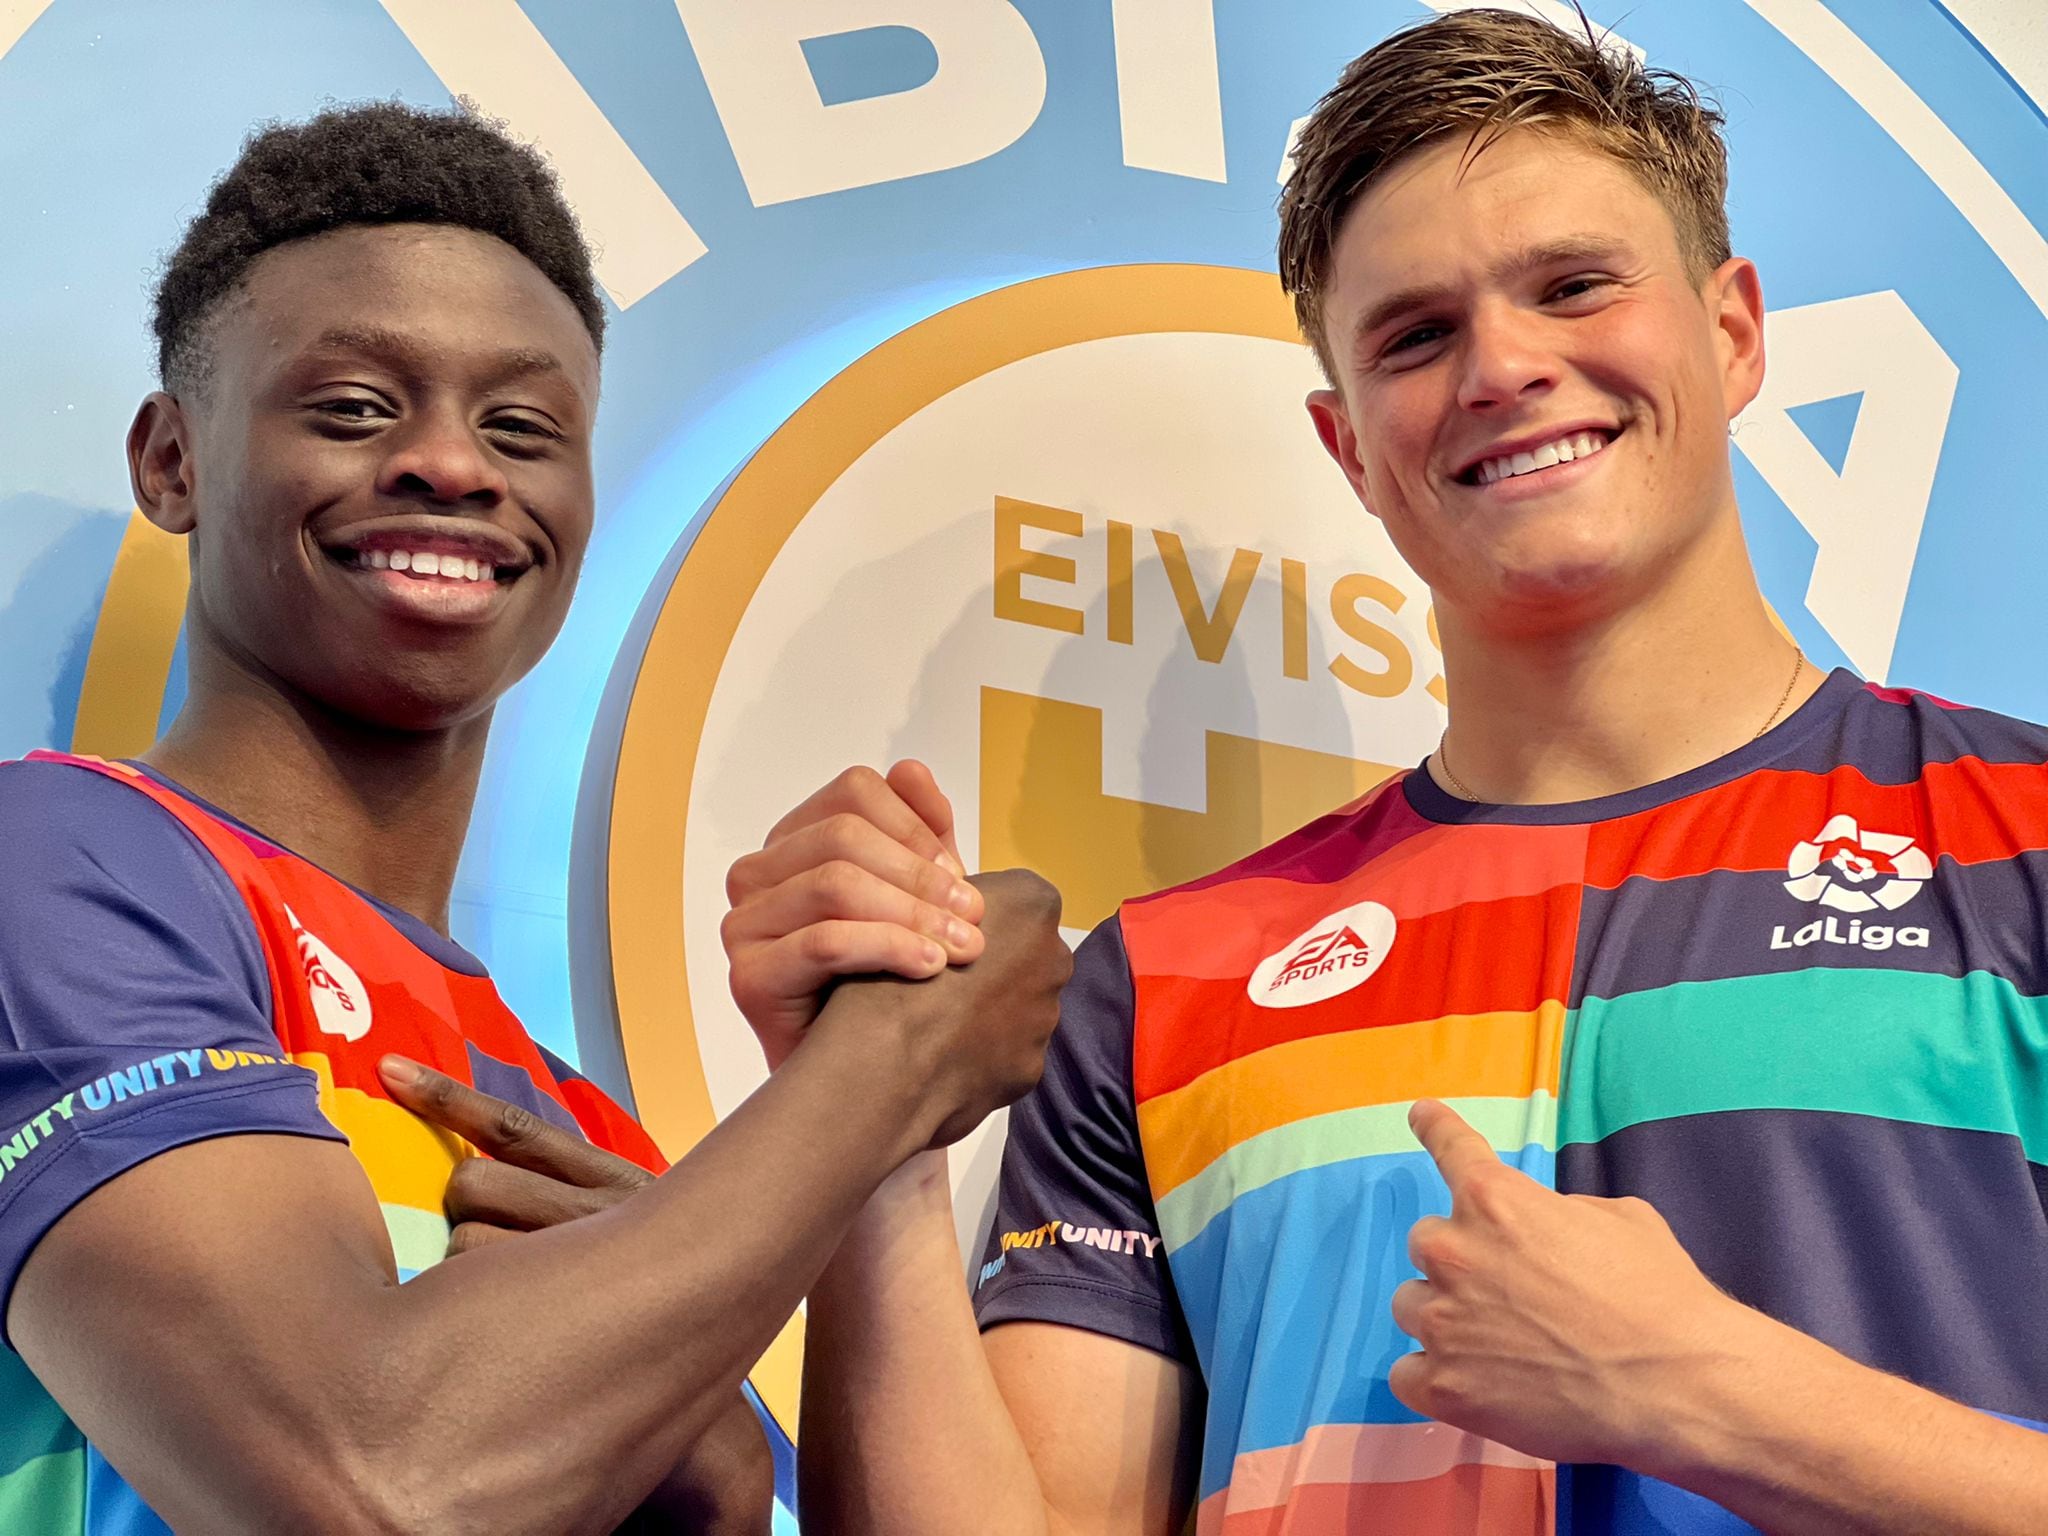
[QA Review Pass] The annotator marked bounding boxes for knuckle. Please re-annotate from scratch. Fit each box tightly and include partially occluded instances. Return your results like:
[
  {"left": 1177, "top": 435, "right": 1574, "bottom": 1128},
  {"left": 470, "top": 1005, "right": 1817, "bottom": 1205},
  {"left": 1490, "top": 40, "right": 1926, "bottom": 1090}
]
[
  {"left": 838, "top": 765, "right": 886, "bottom": 803},
  {"left": 813, "top": 859, "right": 865, "bottom": 910},
  {"left": 724, "top": 854, "right": 757, "bottom": 905},
  {"left": 820, "top": 811, "right": 869, "bottom": 855},
  {"left": 493, "top": 1100, "right": 540, "bottom": 1148},
  {"left": 1465, "top": 1172, "right": 1517, "bottom": 1223},
  {"left": 800, "top": 922, "right": 850, "bottom": 968},
  {"left": 445, "top": 1156, "right": 487, "bottom": 1204}
]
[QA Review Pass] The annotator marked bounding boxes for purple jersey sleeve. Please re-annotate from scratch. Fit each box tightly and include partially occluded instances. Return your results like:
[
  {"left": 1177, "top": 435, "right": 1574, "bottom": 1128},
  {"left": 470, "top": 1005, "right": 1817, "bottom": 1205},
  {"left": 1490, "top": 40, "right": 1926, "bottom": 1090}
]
[
  {"left": 970, "top": 915, "right": 1193, "bottom": 1364},
  {"left": 0, "top": 760, "right": 346, "bottom": 1342}
]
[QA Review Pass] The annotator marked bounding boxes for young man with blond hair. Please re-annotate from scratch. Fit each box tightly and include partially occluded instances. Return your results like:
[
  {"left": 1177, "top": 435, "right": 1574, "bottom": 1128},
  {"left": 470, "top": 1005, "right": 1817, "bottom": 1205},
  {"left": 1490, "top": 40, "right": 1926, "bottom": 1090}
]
[{"left": 724, "top": 9, "right": 2048, "bottom": 1533}]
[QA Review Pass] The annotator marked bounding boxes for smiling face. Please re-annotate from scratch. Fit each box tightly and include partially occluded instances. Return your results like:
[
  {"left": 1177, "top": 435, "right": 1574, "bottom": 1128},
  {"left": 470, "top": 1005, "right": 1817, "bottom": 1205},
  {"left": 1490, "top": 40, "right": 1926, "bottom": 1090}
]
[
  {"left": 134, "top": 222, "right": 600, "bottom": 732},
  {"left": 1306, "top": 127, "right": 1764, "bottom": 639}
]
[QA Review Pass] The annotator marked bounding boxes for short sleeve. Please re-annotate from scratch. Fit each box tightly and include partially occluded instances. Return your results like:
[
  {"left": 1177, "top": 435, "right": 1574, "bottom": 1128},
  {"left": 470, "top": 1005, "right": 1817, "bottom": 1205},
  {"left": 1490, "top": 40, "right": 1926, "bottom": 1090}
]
[
  {"left": 0, "top": 761, "right": 346, "bottom": 1341},
  {"left": 970, "top": 915, "right": 1193, "bottom": 1364}
]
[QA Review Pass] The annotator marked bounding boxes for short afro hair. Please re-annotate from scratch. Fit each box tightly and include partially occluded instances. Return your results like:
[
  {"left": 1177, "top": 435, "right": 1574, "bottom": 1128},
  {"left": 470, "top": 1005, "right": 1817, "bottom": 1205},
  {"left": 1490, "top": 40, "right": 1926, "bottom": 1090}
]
[{"left": 153, "top": 100, "right": 605, "bottom": 392}]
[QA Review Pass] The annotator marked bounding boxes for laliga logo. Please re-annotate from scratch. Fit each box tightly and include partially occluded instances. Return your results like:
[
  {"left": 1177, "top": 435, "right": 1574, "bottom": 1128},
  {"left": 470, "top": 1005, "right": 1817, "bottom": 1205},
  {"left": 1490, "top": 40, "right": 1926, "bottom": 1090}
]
[
  {"left": 1771, "top": 815, "right": 1933, "bottom": 954},
  {"left": 1249, "top": 902, "right": 1397, "bottom": 1009},
  {"left": 284, "top": 905, "right": 371, "bottom": 1042},
  {"left": 1782, "top": 814, "right": 1932, "bottom": 913}
]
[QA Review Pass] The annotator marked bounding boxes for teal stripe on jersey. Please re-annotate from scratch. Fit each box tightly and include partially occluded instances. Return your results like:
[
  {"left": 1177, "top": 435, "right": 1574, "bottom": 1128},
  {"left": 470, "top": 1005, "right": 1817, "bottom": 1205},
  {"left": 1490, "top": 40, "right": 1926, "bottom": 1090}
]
[{"left": 1561, "top": 968, "right": 2048, "bottom": 1157}]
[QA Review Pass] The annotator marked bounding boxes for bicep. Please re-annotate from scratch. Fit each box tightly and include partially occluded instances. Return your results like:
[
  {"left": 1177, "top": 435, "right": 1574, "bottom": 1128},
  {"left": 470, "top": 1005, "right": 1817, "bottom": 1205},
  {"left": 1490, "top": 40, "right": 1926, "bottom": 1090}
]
[
  {"left": 9, "top": 1133, "right": 400, "bottom": 1531},
  {"left": 987, "top": 1321, "right": 1202, "bottom": 1536}
]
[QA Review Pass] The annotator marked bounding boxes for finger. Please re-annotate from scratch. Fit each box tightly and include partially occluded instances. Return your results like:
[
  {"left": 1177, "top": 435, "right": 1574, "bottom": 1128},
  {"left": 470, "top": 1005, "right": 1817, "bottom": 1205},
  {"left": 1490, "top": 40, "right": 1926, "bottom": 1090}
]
[
  {"left": 447, "top": 1221, "right": 520, "bottom": 1257},
  {"left": 379, "top": 1057, "right": 636, "bottom": 1190},
  {"left": 763, "top": 765, "right": 956, "bottom": 875},
  {"left": 1389, "top": 1277, "right": 1437, "bottom": 1343},
  {"left": 1406, "top": 1213, "right": 1453, "bottom": 1277},
  {"left": 886, "top": 760, "right": 971, "bottom": 884},
  {"left": 729, "top": 813, "right": 980, "bottom": 925},
  {"left": 1409, "top": 1099, "right": 1501, "bottom": 1199},
  {"left": 734, "top": 923, "right": 953, "bottom": 1011},
  {"left": 444, "top": 1155, "right": 623, "bottom": 1232},
  {"left": 1386, "top": 1348, "right": 1433, "bottom": 1418},
  {"left": 720, "top": 857, "right": 984, "bottom": 968}
]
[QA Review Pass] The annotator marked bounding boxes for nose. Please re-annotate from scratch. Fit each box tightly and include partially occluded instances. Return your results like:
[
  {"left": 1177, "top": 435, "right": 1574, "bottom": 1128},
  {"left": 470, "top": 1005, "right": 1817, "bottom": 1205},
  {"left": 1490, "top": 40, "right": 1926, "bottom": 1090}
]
[
  {"left": 375, "top": 406, "right": 509, "bottom": 508},
  {"left": 1455, "top": 298, "right": 1559, "bottom": 413}
]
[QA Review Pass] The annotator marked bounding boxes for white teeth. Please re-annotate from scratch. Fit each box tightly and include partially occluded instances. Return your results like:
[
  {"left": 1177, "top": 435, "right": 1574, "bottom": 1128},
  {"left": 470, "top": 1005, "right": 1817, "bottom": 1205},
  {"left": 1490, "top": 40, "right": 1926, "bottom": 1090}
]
[
  {"left": 1474, "top": 430, "right": 1612, "bottom": 486},
  {"left": 355, "top": 546, "right": 501, "bottom": 581}
]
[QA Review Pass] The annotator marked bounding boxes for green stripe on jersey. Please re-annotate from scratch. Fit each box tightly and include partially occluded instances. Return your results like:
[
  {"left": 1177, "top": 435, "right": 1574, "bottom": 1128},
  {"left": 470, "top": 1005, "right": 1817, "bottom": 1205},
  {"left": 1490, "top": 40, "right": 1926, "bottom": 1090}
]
[
  {"left": 0, "top": 1447, "right": 82, "bottom": 1531},
  {"left": 1155, "top": 1093, "right": 1558, "bottom": 1251},
  {"left": 1561, "top": 968, "right": 2048, "bottom": 1159}
]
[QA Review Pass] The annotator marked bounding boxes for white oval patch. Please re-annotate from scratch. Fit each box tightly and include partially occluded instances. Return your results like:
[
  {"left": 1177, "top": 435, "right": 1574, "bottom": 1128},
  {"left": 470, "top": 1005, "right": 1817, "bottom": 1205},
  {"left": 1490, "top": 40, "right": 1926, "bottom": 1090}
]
[
  {"left": 1246, "top": 900, "right": 1397, "bottom": 1009},
  {"left": 284, "top": 904, "right": 373, "bottom": 1042}
]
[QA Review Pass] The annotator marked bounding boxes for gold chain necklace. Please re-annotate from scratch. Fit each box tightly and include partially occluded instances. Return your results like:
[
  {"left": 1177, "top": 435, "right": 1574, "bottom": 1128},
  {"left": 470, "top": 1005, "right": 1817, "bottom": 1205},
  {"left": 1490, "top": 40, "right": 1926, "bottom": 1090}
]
[{"left": 1435, "top": 647, "right": 1807, "bottom": 803}]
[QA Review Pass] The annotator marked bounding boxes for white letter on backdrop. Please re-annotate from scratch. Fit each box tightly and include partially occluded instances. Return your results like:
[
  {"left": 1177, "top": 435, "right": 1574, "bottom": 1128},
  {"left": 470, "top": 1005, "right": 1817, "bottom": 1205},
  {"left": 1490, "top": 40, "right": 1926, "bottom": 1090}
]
[
  {"left": 674, "top": 0, "right": 1047, "bottom": 207},
  {"left": 1111, "top": 0, "right": 1226, "bottom": 182},
  {"left": 1732, "top": 290, "right": 1957, "bottom": 683},
  {"left": 379, "top": 0, "right": 707, "bottom": 308}
]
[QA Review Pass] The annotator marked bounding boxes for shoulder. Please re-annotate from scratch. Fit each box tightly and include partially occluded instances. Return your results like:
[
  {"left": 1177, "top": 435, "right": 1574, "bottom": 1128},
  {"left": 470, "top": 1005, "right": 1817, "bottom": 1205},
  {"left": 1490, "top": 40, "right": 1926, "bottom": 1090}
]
[
  {"left": 1118, "top": 772, "right": 1419, "bottom": 952},
  {"left": 0, "top": 756, "right": 198, "bottom": 855},
  {"left": 0, "top": 757, "right": 239, "bottom": 902},
  {"left": 0, "top": 757, "right": 258, "bottom": 990},
  {"left": 1814, "top": 678, "right": 2048, "bottom": 781}
]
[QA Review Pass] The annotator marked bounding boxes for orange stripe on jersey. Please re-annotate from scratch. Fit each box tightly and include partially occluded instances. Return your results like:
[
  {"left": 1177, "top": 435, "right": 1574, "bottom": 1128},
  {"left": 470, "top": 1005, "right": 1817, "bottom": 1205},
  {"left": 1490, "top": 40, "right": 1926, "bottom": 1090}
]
[{"left": 1138, "top": 1002, "right": 1567, "bottom": 1198}]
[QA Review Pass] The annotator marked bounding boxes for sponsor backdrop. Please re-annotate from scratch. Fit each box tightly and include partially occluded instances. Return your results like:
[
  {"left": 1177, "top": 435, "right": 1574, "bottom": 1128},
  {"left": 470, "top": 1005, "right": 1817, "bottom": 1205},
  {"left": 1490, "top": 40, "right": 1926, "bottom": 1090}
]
[{"left": 4, "top": 0, "right": 2045, "bottom": 1521}]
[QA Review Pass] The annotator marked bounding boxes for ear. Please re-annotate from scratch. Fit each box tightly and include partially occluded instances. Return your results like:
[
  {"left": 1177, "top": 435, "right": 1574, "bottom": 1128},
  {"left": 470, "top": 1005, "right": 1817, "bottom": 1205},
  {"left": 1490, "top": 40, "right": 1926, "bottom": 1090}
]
[
  {"left": 1305, "top": 387, "right": 1380, "bottom": 520},
  {"left": 1709, "top": 256, "right": 1766, "bottom": 421},
  {"left": 127, "top": 392, "right": 199, "bottom": 536}
]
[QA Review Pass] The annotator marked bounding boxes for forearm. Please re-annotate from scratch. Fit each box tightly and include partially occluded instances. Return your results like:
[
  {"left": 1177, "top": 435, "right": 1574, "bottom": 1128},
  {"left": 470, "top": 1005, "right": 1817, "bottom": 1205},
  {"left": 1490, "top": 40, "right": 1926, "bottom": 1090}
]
[
  {"left": 351, "top": 1020, "right": 933, "bottom": 1534},
  {"left": 800, "top": 1152, "right": 1052, "bottom": 1536},
  {"left": 624, "top": 1390, "right": 774, "bottom": 1535},
  {"left": 1651, "top": 1312, "right": 2048, "bottom": 1535}
]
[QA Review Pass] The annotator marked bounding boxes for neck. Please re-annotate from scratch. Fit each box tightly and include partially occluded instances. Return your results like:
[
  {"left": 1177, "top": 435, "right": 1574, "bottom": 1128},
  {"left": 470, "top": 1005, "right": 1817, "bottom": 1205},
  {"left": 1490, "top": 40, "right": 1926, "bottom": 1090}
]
[
  {"left": 1434, "top": 524, "right": 1820, "bottom": 806},
  {"left": 141, "top": 656, "right": 489, "bottom": 936}
]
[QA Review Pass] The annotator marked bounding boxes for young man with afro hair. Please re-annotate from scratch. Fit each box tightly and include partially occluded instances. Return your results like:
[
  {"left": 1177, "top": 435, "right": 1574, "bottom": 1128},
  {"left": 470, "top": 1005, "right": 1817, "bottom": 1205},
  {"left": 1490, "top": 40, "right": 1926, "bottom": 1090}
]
[{"left": 0, "top": 102, "right": 1072, "bottom": 1534}]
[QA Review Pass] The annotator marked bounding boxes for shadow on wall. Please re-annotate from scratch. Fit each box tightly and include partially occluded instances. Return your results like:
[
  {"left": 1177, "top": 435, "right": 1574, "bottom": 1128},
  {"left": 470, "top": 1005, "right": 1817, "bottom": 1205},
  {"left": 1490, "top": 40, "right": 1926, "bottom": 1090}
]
[{"left": 0, "top": 496, "right": 130, "bottom": 760}]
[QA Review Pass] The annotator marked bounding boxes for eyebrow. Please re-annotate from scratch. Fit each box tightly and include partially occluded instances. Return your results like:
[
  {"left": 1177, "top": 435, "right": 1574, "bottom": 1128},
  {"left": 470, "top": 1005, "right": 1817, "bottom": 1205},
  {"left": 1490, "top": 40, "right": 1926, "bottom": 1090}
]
[
  {"left": 1350, "top": 236, "right": 1635, "bottom": 352},
  {"left": 309, "top": 325, "right": 566, "bottom": 386}
]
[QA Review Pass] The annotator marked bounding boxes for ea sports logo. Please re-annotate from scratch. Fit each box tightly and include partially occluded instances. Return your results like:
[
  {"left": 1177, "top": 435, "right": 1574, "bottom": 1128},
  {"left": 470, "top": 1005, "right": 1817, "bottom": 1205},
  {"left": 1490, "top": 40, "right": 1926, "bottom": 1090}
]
[
  {"left": 1783, "top": 814, "right": 1932, "bottom": 913},
  {"left": 284, "top": 905, "right": 371, "bottom": 1042},
  {"left": 1248, "top": 901, "right": 1397, "bottom": 1009}
]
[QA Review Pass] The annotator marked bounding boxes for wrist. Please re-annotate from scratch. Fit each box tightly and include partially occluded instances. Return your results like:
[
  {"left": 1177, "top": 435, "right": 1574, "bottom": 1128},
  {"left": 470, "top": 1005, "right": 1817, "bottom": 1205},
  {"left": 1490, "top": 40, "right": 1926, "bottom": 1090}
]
[
  {"left": 1626, "top": 1299, "right": 1813, "bottom": 1487},
  {"left": 791, "top": 990, "right": 944, "bottom": 1165}
]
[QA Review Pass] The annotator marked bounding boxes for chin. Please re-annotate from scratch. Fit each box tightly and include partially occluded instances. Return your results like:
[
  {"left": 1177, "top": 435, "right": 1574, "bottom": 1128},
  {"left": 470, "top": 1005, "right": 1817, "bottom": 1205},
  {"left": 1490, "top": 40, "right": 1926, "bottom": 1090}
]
[
  {"left": 315, "top": 665, "right": 507, "bottom": 736},
  {"left": 1479, "top": 553, "right": 1642, "bottom": 634}
]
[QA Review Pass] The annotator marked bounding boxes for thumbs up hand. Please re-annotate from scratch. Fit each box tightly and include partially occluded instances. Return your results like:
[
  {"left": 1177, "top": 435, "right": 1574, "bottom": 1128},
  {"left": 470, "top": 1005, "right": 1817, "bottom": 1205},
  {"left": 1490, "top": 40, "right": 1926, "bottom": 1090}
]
[{"left": 1388, "top": 1100, "right": 1768, "bottom": 1474}]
